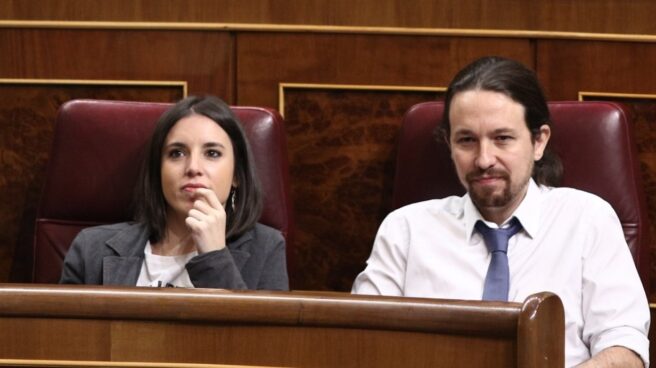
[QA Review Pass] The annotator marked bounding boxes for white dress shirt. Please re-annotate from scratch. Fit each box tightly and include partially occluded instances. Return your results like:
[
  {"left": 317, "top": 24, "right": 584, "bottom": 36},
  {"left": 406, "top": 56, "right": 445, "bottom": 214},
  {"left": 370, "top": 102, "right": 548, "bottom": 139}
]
[{"left": 352, "top": 179, "right": 650, "bottom": 367}]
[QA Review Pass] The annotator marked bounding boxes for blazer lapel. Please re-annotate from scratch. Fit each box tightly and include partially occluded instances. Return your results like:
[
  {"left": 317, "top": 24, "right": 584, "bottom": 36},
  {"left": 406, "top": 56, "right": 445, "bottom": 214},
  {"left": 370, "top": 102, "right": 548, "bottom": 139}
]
[
  {"left": 103, "top": 223, "right": 150, "bottom": 286},
  {"left": 102, "top": 256, "right": 143, "bottom": 285}
]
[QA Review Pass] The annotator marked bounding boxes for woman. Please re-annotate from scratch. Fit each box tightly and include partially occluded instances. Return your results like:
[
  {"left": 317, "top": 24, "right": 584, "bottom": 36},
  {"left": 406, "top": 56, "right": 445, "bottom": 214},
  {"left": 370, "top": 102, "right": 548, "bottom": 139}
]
[{"left": 60, "top": 96, "right": 288, "bottom": 290}]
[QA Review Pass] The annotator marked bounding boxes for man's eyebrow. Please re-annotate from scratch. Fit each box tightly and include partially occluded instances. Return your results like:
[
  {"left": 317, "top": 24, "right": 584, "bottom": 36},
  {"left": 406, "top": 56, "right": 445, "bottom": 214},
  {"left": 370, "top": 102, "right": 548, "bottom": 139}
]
[
  {"left": 452, "top": 128, "right": 475, "bottom": 136},
  {"left": 491, "top": 127, "right": 517, "bottom": 134}
]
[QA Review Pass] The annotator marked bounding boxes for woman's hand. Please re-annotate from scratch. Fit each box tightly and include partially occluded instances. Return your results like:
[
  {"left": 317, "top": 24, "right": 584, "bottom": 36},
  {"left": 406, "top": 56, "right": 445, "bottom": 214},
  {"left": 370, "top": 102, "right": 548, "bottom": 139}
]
[{"left": 185, "top": 188, "right": 227, "bottom": 253}]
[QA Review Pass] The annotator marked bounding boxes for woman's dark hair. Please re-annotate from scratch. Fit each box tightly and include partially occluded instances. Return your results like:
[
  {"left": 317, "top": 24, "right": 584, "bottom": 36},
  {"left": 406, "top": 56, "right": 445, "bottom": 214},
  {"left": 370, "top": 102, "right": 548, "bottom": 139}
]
[
  {"left": 439, "top": 56, "right": 563, "bottom": 186},
  {"left": 134, "top": 95, "right": 263, "bottom": 243}
]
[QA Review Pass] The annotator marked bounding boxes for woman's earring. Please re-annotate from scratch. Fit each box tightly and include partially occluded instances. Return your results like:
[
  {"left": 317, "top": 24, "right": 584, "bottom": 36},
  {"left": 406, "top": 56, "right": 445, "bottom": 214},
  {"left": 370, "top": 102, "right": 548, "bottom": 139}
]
[{"left": 231, "top": 188, "right": 236, "bottom": 211}]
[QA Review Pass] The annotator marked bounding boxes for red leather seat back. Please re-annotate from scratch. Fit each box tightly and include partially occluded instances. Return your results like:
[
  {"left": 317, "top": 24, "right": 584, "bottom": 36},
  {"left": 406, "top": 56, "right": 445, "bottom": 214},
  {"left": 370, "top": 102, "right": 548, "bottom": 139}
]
[
  {"left": 393, "top": 101, "right": 649, "bottom": 287},
  {"left": 34, "top": 99, "right": 294, "bottom": 283}
]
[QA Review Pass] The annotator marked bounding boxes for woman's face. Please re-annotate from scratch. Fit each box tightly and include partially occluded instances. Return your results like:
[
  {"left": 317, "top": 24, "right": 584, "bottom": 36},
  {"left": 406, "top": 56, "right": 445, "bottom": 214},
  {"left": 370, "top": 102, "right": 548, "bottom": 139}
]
[{"left": 160, "top": 114, "right": 236, "bottom": 219}]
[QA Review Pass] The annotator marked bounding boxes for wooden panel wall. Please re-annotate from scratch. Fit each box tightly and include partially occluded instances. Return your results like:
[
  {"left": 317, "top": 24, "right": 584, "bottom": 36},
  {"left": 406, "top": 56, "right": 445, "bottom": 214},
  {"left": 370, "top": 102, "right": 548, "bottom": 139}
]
[
  {"left": 0, "top": 28, "right": 234, "bottom": 96},
  {"left": 0, "top": 83, "right": 184, "bottom": 283},
  {"left": 0, "top": 27, "right": 234, "bottom": 282},
  {"left": 1, "top": 0, "right": 656, "bottom": 34},
  {"left": 237, "top": 33, "right": 533, "bottom": 290},
  {"left": 1, "top": 2, "right": 656, "bottom": 299}
]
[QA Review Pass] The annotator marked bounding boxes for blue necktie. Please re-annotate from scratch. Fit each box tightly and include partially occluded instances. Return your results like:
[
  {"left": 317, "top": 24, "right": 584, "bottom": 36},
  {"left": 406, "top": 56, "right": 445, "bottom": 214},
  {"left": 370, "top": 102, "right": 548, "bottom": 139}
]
[{"left": 475, "top": 217, "right": 522, "bottom": 301}]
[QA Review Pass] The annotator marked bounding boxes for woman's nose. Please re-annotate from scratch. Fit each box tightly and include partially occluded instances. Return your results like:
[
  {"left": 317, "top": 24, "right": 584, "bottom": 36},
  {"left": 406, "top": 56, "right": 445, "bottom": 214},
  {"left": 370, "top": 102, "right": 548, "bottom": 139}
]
[{"left": 185, "top": 154, "right": 202, "bottom": 176}]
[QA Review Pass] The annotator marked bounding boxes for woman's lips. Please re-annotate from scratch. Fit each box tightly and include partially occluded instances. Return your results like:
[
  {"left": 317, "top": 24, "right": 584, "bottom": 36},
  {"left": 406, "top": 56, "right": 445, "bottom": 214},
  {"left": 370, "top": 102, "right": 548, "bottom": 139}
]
[{"left": 182, "top": 184, "right": 207, "bottom": 192}]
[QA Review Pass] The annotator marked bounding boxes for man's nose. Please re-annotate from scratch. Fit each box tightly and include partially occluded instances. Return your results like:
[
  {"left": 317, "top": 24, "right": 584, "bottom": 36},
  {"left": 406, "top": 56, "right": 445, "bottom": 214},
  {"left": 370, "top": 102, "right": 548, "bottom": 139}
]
[{"left": 475, "top": 141, "right": 497, "bottom": 170}]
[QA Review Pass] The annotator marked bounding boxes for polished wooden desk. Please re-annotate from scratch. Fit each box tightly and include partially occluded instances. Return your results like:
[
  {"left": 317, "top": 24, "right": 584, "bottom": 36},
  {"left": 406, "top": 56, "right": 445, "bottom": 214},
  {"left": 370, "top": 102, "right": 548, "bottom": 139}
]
[{"left": 0, "top": 285, "right": 564, "bottom": 367}]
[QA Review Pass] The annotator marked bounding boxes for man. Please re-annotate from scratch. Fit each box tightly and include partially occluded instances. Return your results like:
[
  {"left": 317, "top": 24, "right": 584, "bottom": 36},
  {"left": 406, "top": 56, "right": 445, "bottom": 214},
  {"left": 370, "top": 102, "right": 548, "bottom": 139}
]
[{"left": 352, "top": 56, "right": 650, "bottom": 367}]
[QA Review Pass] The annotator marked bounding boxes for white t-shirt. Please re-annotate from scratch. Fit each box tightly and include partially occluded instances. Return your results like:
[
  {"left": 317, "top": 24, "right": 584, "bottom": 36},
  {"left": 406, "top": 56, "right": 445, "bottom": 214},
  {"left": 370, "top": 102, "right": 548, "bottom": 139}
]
[
  {"left": 352, "top": 179, "right": 650, "bottom": 367},
  {"left": 136, "top": 242, "right": 197, "bottom": 288}
]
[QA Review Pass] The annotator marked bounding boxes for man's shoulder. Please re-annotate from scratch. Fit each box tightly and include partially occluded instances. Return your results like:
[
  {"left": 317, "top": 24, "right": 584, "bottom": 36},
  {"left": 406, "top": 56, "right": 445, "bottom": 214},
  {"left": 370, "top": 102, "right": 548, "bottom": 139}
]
[
  {"left": 541, "top": 185, "right": 605, "bottom": 200},
  {"left": 388, "top": 196, "right": 464, "bottom": 220},
  {"left": 539, "top": 185, "right": 615, "bottom": 212}
]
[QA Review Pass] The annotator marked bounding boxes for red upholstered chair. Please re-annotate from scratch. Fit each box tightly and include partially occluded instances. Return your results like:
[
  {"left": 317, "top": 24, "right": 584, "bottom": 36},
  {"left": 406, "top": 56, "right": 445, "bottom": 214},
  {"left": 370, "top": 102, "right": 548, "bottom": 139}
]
[
  {"left": 393, "top": 101, "right": 650, "bottom": 288},
  {"left": 33, "top": 99, "right": 294, "bottom": 284}
]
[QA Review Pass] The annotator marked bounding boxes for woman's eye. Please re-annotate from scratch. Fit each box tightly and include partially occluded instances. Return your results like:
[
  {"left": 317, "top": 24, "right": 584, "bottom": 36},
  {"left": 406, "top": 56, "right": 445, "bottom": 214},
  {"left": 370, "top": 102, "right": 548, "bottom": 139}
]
[
  {"left": 168, "top": 149, "right": 184, "bottom": 158},
  {"left": 206, "top": 149, "right": 222, "bottom": 158}
]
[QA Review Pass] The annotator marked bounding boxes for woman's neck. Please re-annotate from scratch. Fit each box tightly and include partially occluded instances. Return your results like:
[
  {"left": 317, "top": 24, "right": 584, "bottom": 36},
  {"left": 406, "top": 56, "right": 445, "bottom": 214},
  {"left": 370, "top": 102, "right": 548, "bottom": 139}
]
[{"left": 153, "top": 215, "right": 194, "bottom": 256}]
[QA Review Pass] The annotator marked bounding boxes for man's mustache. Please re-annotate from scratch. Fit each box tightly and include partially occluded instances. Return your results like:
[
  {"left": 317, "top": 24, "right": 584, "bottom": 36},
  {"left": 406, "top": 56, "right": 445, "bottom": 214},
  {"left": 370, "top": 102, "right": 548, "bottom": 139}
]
[{"left": 465, "top": 168, "right": 510, "bottom": 182}]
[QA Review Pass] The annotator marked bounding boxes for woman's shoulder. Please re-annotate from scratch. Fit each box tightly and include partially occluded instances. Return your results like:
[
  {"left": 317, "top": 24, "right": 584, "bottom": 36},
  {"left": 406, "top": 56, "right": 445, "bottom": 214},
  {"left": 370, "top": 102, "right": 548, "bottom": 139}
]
[
  {"left": 76, "top": 222, "right": 144, "bottom": 241},
  {"left": 250, "top": 223, "right": 285, "bottom": 242},
  {"left": 229, "top": 223, "right": 284, "bottom": 249}
]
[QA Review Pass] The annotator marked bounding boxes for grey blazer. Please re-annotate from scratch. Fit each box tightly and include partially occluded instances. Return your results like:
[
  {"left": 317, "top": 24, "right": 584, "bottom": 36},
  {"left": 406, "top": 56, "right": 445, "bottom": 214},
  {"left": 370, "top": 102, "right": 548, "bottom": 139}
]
[{"left": 59, "top": 222, "right": 289, "bottom": 290}]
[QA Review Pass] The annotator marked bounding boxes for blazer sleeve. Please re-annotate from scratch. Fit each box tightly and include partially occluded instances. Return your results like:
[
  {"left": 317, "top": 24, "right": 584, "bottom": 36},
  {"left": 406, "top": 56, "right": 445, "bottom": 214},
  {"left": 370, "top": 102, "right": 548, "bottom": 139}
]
[
  {"left": 186, "top": 224, "right": 289, "bottom": 291},
  {"left": 255, "top": 232, "right": 288, "bottom": 291},
  {"left": 185, "top": 248, "right": 249, "bottom": 289},
  {"left": 59, "top": 230, "right": 89, "bottom": 284}
]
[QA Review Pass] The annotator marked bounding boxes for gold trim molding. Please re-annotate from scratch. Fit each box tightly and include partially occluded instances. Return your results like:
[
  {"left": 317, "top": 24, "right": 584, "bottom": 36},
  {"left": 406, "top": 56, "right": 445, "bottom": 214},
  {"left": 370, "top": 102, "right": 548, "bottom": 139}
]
[
  {"left": 0, "top": 78, "right": 188, "bottom": 97},
  {"left": 0, "top": 359, "right": 277, "bottom": 367},
  {"left": 2, "top": 20, "right": 656, "bottom": 43},
  {"left": 278, "top": 82, "right": 446, "bottom": 117},
  {"left": 579, "top": 91, "right": 656, "bottom": 101}
]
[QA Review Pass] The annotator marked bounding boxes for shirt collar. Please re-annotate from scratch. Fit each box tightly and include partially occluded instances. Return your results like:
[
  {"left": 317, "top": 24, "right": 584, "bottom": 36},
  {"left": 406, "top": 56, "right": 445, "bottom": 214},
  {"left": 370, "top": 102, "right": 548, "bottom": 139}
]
[{"left": 462, "top": 178, "right": 541, "bottom": 242}]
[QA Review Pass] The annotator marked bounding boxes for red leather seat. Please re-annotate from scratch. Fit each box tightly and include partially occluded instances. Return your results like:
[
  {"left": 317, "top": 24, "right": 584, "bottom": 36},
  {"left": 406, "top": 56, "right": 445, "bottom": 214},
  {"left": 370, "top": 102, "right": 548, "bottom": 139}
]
[
  {"left": 33, "top": 99, "right": 294, "bottom": 283},
  {"left": 393, "top": 101, "right": 650, "bottom": 288}
]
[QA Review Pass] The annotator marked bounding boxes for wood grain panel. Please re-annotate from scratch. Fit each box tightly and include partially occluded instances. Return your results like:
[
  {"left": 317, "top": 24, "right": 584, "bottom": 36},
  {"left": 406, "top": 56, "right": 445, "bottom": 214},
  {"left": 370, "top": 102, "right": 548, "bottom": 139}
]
[
  {"left": 537, "top": 41, "right": 656, "bottom": 100},
  {"left": 0, "top": 286, "right": 564, "bottom": 367},
  {"left": 537, "top": 41, "right": 656, "bottom": 299},
  {"left": 0, "top": 318, "right": 515, "bottom": 367},
  {"left": 578, "top": 94, "right": 656, "bottom": 299},
  {"left": 238, "top": 34, "right": 532, "bottom": 290},
  {"left": 0, "top": 27, "right": 233, "bottom": 282},
  {"left": 0, "top": 318, "right": 111, "bottom": 360},
  {"left": 237, "top": 33, "right": 533, "bottom": 108},
  {"left": 2, "top": 0, "right": 656, "bottom": 35},
  {"left": 283, "top": 87, "right": 443, "bottom": 291},
  {"left": 109, "top": 322, "right": 514, "bottom": 366},
  {"left": 0, "top": 28, "right": 233, "bottom": 99},
  {"left": 0, "top": 83, "right": 183, "bottom": 283}
]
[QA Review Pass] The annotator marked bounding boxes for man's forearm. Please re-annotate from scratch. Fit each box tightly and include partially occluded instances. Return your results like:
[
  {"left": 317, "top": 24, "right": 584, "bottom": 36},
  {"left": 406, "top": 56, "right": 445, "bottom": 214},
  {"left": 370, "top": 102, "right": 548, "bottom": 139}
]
[{"left": 575, "top": 346, "right": 643, "bottom": 368}]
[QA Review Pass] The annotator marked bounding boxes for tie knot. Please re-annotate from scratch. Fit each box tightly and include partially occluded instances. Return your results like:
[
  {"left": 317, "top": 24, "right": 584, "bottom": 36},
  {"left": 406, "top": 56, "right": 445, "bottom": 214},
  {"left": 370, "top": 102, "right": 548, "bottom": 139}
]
[{"left": 475, "top": 217, "right": 522, "bottom": 253}]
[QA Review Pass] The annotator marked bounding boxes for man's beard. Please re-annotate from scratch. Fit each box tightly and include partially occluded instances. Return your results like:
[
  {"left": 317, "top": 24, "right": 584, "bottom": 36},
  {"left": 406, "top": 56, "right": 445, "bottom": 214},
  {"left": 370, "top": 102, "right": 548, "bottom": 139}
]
[{"left": 466, "top": 168, "right": 513, "bottom": 209}]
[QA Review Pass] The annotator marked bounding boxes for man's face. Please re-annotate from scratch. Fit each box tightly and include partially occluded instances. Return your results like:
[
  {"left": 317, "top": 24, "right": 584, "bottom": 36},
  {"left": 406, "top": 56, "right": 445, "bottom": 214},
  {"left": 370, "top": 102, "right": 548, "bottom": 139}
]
[{"left": 448, "top": 89, "right": 550, "bottom": 222}]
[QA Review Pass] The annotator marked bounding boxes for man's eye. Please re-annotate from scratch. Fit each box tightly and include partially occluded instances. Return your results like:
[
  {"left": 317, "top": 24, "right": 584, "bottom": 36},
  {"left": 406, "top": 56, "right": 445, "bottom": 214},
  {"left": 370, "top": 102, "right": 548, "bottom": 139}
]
[
  {"left": 496, "top": 135, "right": 513, "bottom": 142},
  {"left": 457, "top": 137, "right": 475, "bottom": 144}
]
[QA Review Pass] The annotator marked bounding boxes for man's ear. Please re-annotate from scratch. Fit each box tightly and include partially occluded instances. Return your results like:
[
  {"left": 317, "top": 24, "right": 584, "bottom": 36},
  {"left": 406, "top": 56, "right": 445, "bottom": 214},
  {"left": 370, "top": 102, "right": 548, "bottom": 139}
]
[{"left": 533, "top": 124, "right": 551, "bottom": 161}]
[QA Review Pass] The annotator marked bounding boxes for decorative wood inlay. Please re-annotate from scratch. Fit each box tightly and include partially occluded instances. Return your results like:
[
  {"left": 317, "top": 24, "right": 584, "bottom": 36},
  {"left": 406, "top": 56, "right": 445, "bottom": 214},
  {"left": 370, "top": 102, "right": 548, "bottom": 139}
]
[
  {"left": 280, "top": 84, "right": 445, "bottom": 291},
  {"left": 579, "top": 92, "right": 656, "bottom": 299},
  {"left": 0, "top": 79, "right": 185, "bottom": 282},
  {"left": 0, "top": 358, "right": 274, "bottom": 367},
  {"left": 2, "top": 20, "right": 656, "bottom": 43}
]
